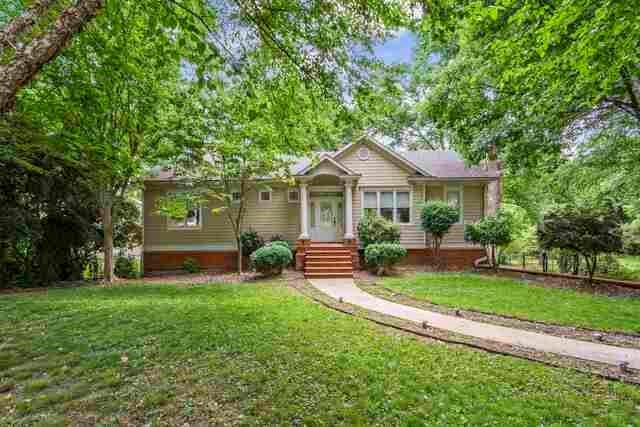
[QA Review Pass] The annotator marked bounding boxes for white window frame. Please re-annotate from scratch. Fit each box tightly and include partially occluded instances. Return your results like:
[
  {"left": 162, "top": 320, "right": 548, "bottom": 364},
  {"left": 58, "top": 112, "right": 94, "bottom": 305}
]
[
  {"left": 358, "top": 146, "right": 370, "bottom": 161},
  {"left": 360, "top": 189, "right": 412, "bottom": 224},
  {"left": 444, "top": 184, "right": 464, "bottom": 224},
  {"left": 288, "top": 188, "right": 300, "bottom": 203},
  {"left": 258, "top": 188, "right": 273, "bottom": 203},
  {"left": 231, "top": 190, "right": 242, "bottom": 205},
  {"left": 167, "top": 205, "right": 202, "bottom": 230}
]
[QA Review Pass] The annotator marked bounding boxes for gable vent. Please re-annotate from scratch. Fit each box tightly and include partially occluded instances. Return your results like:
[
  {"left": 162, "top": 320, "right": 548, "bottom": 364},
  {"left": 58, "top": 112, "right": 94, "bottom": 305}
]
[{"left": 358, "top": 147, "right": 370, "bottom": 160}]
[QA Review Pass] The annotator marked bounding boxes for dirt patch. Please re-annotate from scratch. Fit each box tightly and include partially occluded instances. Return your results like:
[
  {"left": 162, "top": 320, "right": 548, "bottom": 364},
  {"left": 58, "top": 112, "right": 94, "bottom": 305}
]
[{"left": 291, "top": 280, "right": 640, "bottom": 385}]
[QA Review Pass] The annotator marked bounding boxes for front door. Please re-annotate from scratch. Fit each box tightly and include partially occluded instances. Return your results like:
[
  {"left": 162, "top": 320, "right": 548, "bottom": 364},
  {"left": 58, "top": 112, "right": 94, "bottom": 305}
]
[{"left": 310, "top": 197, "right": 343, "bottom": 242}]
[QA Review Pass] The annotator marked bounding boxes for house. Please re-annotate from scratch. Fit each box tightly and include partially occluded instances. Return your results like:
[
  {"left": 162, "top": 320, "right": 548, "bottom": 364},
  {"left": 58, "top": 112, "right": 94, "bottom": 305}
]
[{"left": 142, "top": 136, "right": 501, "bottom": 276}]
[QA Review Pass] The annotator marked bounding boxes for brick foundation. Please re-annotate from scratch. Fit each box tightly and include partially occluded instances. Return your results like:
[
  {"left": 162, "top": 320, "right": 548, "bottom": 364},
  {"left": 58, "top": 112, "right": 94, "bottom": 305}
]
[
  {"left": 402, "top": 248, "right": 486, "bottom": 270},
  {"left": 143, "top": 251, "right": 241, "bottom": 274}
]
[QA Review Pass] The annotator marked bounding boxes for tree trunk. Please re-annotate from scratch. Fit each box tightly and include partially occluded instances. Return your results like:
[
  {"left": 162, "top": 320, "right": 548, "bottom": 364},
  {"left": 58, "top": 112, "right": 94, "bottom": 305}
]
[
  {"left": 0, "top": 0, "right": 57, "bottom": 53},
  {"left": 102, "top": 197, "right": 114, "bottom": 282},
  {"left": 0, "top": 0, "right": 104, "bottom": 114},
  {"left": 237, "top": 236, "right": 243, "bottom": 274}
]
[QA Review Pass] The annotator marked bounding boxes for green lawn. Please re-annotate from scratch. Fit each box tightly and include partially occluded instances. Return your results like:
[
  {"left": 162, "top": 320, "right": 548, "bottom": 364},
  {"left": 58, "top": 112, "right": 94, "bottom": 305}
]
[
  {"left": 382, "top": 273, "right": 640, "bottom": 333},
  {"left": 2, "top": 282, "right": 640, "bottom": 425}
]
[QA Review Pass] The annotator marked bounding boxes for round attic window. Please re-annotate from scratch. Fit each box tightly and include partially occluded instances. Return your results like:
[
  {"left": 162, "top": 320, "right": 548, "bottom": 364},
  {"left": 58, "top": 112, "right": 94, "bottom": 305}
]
[{"left": 358, "top": 147, "right": 370, "bottom": 160}]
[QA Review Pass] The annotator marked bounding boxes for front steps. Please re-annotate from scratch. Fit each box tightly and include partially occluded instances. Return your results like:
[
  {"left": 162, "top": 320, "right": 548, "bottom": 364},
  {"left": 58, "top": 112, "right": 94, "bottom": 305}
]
[{"left": 304, "top": 243, "right": 354, "bottom": 278}]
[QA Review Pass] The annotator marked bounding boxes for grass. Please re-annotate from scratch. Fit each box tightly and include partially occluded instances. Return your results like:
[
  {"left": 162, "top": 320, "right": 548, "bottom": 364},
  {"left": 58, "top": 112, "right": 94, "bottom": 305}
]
[
  {"left": 382, "top": 273, "right": 640, "bottom": 333},
  {"left": 1, "top": 281, "right": 640, "bottom": 425}
]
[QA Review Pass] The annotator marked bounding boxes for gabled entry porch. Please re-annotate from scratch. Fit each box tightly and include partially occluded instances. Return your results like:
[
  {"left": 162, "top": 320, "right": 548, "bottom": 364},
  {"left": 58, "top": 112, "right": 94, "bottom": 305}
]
[{"left": 293, "top": 155, "right": 360, "bottom": 273}]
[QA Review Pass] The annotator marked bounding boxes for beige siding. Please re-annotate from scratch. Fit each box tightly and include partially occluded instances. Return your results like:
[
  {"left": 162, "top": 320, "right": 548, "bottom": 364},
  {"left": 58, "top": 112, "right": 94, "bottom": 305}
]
[
  {"left": 144, "top": 183, "right": 299, "bottom": 251},
  {"left": 339, "top": 142, "right": 412, "bottom": 186}
]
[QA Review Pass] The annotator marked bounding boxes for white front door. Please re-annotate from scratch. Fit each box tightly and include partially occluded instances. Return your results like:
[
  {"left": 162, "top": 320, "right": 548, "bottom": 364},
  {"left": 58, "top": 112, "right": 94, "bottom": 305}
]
[{"left": 310, "top": 197, "right": 343, "bottom": 242}]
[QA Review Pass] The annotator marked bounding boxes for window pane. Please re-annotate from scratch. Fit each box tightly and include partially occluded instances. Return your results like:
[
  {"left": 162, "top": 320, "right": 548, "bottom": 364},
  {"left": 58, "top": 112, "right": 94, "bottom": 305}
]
[
  {"left": 396, "top": 192, "right": 410, "bottom": 208},
  {"left": 380, "top": 192, "right": 393, "bottom": 208},
  {"left": 380, "top": 208, "right": 394, "bottom": 221},
  {"left": 363, "top": 192, "right": 377, "bottom": 209},
  {"left": 289, "top": 190, "right": 299, "bottom": 201},
  {"left": 260, "top": 191, "right": 271, "bottom": 201},
  {"left": 185, "top": 208, "right": 200, "bottom": 227},
  {"left": 447, "top": 190, "right": 461, "bottom": 221},
  {"left": 397, "top": 208, "right": 410, "bottom": 223},
  {"left": 310, "top": 202, "right": 315, "bottom": 227}
]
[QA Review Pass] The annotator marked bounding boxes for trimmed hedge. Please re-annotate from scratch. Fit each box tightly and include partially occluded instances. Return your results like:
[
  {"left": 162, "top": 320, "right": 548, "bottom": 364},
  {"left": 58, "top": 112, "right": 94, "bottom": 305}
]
[
  {"left": 364, "top": 243, "right": 407, "bottom": 276},
  {"left": 250, "top": 243, "right": 293, "bottom": 276}
]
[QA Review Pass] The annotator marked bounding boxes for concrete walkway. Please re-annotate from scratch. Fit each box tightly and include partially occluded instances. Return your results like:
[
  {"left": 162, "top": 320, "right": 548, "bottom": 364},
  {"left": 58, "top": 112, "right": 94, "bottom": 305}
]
[{"left": 308, "top": 278, "right": 640, "bottom": 369}]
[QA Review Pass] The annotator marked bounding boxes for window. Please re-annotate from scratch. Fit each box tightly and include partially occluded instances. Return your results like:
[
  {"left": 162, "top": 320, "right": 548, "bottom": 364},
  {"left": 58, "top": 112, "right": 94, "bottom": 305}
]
[
  {"left": 380, "top": 192, "right": 394, "bottom": 221},
  {"left": 168, "top": 206, "right": 201, "bottom": 229},
  {"left": 361, "top": 190, "right": 411, "bottom": 224},
  {"left": 231, "top": 191, "right": 241, "bottom": 204},
  {"left": 363, "top": 192, "right": 377, "bottom": 217},
  {"left": 258, "top": 189, "right": 272, "bottom": 202},
  {"left": 358, "top": 146, "right": 370, "bottom": 160},
  {"left": 309, "top": 202, "right": 316, "bottom": 227},
  {"left": 396, "top": 192, "right": 410, "bottom": 223},
  {"left": 288, "top": 189, "right": 299, "bottom": 202},
  {"left": 446, "top": 186, "right": 462, "bottom": 222}
]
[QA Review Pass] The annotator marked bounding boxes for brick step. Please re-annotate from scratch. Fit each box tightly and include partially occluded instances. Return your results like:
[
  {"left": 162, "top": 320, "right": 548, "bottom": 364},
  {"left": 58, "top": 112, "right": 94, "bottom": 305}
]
[
  {"left": 309, "top": 244, "right": 347, "bottom": 249},
  {"left": 305, "top": 260, "right": 353, "bottom": 268},
  {"left": 306, "top": 249, "right": 351, "bottom": 255},
  {"left": 305, "top": 266, "right": 353, "bottom": 273},
  {"left": 304, "top": 272, "right": 354, "bottom": 278}
]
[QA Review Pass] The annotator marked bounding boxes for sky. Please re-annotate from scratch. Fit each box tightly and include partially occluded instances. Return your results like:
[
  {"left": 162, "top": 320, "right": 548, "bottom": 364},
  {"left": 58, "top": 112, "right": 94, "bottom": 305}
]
[{"left": 373, "top": 30, "right": 417, "bottom": 65}]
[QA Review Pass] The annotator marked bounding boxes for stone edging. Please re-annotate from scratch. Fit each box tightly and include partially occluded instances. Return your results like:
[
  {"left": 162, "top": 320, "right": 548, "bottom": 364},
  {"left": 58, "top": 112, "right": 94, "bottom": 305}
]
[{"left": 290, "top": 281, "right": 640, "bottom": 386}]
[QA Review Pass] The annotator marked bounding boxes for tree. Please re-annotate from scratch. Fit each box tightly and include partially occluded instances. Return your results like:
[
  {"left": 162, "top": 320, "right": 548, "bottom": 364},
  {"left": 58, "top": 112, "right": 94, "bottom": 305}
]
[
  {"left": 0, "top": 0, "right": 104, "bottom": 113},
  {"left": 19, "top": 0, "right": 194, "bottom": 282},
  {"left": 464, "top": 209, "right": 515, "bottom": 268},
  {"left": 419, "top": 201, "right": 459, "bottom": 269},
  {"left": 537, "top": 203, "right": 624, "bottom": 284}
]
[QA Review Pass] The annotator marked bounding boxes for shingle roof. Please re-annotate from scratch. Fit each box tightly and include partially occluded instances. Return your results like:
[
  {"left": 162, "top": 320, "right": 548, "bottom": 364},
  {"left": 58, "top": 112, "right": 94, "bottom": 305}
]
[{"left": 146, "top": 148, "right": 498, "bottom": 181}]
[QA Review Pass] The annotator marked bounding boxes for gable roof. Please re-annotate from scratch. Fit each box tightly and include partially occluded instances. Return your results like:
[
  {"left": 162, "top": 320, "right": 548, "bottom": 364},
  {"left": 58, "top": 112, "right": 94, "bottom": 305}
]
[
  {"left": 333, "top": 135, "right": 433, "bottom": 177},
  {"left": 296, "top": 153, "right": 359, "bottom": 176}
]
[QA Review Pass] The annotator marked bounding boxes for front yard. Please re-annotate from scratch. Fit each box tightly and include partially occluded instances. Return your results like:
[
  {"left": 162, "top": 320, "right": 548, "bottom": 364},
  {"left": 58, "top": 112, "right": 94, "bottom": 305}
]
[
  {"left": 382, "top": 273, "right": 640, "bottom": 333},
  {"left": 2, "top": 281, "right": 640, "bottom": 425}
]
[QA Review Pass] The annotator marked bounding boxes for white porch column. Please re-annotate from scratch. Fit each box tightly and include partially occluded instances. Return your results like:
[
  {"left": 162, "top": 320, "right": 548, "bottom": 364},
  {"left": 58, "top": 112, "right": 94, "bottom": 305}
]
[
  {"left": 343, "top": 179, "right": 354, "bottom": 239},
  {"left": 299, "top": 182, "right": 309, "bottom": 239}
]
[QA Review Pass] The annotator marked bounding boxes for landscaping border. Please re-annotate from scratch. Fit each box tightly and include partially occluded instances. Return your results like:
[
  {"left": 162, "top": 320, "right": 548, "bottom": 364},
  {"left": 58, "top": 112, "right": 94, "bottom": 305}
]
[{"left": 291, "top": 281, "right": 640, "bottom": 386}]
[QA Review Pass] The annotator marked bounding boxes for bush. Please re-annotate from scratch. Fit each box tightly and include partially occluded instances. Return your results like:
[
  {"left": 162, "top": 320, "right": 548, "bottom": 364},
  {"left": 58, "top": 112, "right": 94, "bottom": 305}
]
[
  {"left": 364, "top": 243, "right": 407, "bottom": 276},
  {"left": 623, "top": 220, "right": 640, "bottom": 255},
  {"left": 420, "top": 201, "right": 459, "bottom": 268},
  {"left": 114, "top": 256, "right": 137, "bottom": 279},
  {"left": 240, "top": 229, "right": 264, "bottom": 256},
  {"left": 269, "top": 238, "right": 292, "bottom": 251},
  {"left": 250, "top": 244, "right": 293, "bottom": 276},
  {"left": 464, "top": 209, "right": 515, "bottom": 268},
  {"left": 357, "top": 214, "right": 400, "bottom": 248},
  {"left": 182, "top": 257, "right": 200, "bottom": 274}
]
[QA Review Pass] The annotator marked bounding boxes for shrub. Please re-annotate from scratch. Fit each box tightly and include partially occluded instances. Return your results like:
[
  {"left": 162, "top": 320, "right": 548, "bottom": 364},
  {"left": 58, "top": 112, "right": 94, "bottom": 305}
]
[
  {"left": 240, "top": 229, "right": 264, "bottom": 256},
  {"left": 538, "top": 203, "right": 624, "bottom": 284},
  {"left": 269, "top": 238, "right": 292, "bottom": 251},
  {"left": 250, "top": 244, "right": 293, "bottom": 277},
  {"left": 464, "top": 209, "right": 515, "bottom": 268},
  {"left": 182, "top": 257, "right": 200, "bottom": 274},
  {"left": 420, "top": 201, "right": 459, "bottom": 268},
  {"left": 114, "top": 256, "right": 137, "bottom": 279},
  {"left": 364, "top": 243, "right": 407, "bottom": 276},
  {"left": 357, "top": 214, "right": 400, "bottom": 248},
  {"left": 623, "top": 219, "right": 640, "bottom": 255}
]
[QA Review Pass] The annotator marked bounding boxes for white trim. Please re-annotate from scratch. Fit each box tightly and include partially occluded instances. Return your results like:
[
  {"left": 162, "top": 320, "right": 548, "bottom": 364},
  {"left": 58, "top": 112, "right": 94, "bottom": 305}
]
[
  {"left": 231, "top": 190, "right": 242, "bottom": 205},
  {"left": 144, "top": 243, "right": 237, "bottom": 251},
  {"left": 258, "top": 188, "right": 273, "bottom": 203},
  {"left": 359, "top": 188, "right": 413, "bottom": 225},
  {"left": 296, "top": 154, "right": 359, "bottom": 176},
  {"left": 358, "top": 146, "right": 370, "bottom": 160},
  {"left": 167, "top": 205, "right": 203, "bottom": 230},
  {"left": 334, "top": 135, "right": 433, "bottom": 177},
  {"left": 287, "top": 188, "right": 300, "bottom": 203}
]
